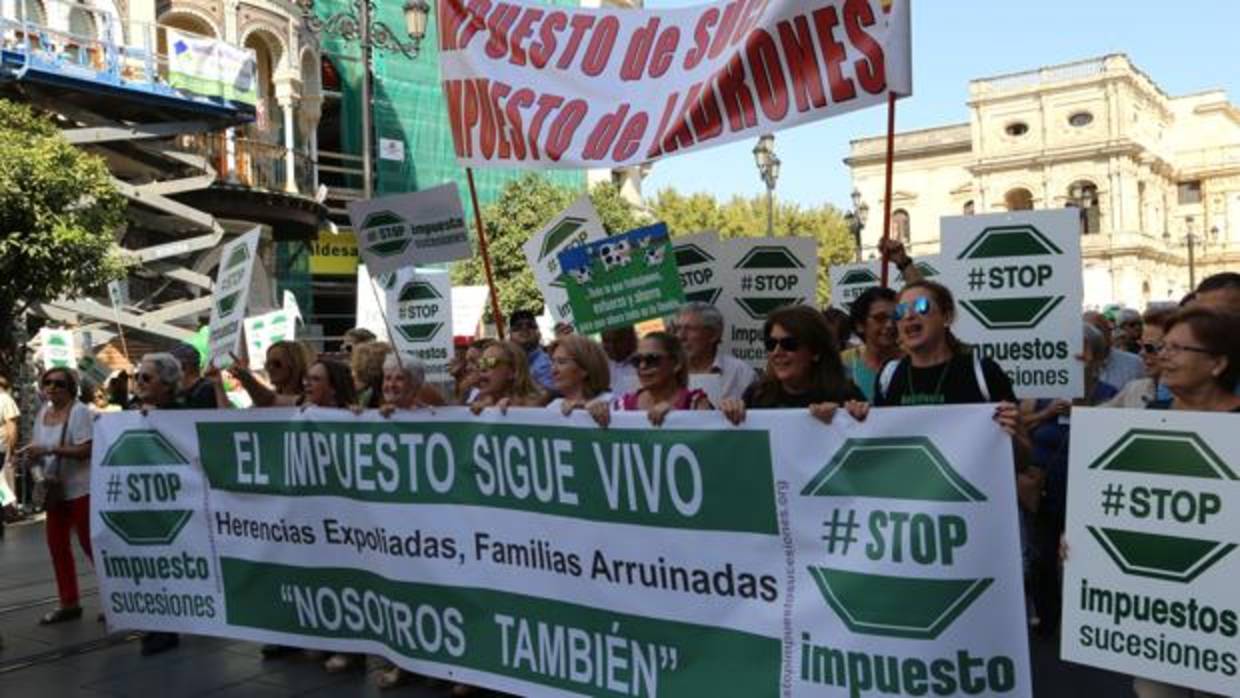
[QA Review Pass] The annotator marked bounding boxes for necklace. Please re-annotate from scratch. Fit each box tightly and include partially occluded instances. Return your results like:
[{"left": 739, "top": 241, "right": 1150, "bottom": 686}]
[{"left": 903, "top": 359, "right": 951, "bottom": 405}]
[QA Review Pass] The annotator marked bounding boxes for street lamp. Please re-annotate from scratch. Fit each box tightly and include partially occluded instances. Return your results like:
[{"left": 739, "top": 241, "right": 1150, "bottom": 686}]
[
  {"left": 1164, "top": 216, "right": 1207, "bottom": 291},
  {"left": 298, "top": 0, "right": 432, "bottom": 199},
  {"left": 843, "top": 189, "right": 870, "bottom": 262},
  {"left": 753, "top": 134, "right": 780, "bottom": 236}
]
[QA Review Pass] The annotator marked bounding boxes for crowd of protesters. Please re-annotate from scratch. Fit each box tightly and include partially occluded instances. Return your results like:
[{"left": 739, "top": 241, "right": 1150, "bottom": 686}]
[{"left": 0, "top": 252, "right": 1236, "bottom": 695}]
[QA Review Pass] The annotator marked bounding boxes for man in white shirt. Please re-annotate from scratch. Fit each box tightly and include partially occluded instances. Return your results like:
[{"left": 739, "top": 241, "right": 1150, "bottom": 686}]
[
  {"left": 600, "top": 326, "right": 639, "bottom": 397},
  {"left": 1085, "top": 311, "right": 1144, "bottom": 391},
  {"left": 674, "top": 302, "right": 757, "bottom": 407},
  {"left": 0, "top": 375, "right": 19, "bottom": 514}
]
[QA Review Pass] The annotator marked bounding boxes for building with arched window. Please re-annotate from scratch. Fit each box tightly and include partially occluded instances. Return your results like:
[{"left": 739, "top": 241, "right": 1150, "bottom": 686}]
[{"left": 846, "top": 54, "right": 1240, "bottom": 308}]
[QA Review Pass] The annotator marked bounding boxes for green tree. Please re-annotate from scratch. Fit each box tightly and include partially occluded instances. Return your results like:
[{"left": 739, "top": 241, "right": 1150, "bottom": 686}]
[
  {"left": 650, "top": 188, "right": 855, "bottom": 305},
  {"left": 0, "top": 99, "right": 126, "bottom": 375},
  {"left": 452, "top": 173, "right": 639, "bottom": 317}
]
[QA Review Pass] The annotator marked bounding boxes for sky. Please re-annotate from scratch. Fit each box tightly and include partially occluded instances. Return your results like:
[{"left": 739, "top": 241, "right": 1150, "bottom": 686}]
[{"left": 640, "top": 0, "right": 1240, "bottom": 210}]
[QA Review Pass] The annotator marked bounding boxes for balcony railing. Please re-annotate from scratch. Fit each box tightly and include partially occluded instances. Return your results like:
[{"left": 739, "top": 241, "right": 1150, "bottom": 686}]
[
  {"left": 1175, "top": 145, "right": 1240, "bottom": 175},
  {"left": 178, "top": 133, "right": 315, "bottom": 197}
]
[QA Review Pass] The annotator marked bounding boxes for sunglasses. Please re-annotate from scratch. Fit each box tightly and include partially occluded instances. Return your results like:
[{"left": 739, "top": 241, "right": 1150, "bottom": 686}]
[
  {"left": 42, "top": 378, "right": 69, "bottom": 389},
  {"left": 893, "top": 296, "right": 933, "bottom": 321},
  {"left": 629, "top": 353, "right": 667, "bottom": 369},
  {"left": 136, "top": 372, "right": 155, "bottom": 384},
  {"left": 763, "top": 336, "right": 802, "bottom": 353},
  {"left": 1139, "top": 342, "right": 1163, "bottom": 355},
  {"left": 478, "top": 356, "right": 510, "bottom": 370},
  {"left": 266, "top": 359, "right": 285, "bottom": 370}
]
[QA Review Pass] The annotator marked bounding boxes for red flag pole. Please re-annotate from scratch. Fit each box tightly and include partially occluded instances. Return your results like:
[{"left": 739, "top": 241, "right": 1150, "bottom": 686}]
[
  {"left": 879, "top": 92, "right": 898, "bottom": 288},
  {"left": 465, "top": 168, "right": 506, "bottom": 340}
]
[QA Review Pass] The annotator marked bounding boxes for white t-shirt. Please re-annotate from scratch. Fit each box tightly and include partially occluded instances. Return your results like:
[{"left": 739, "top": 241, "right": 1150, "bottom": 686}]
[
  {"left": 608, "top": 359, "right": 638, "bottom": 397},
  {"left": 689, "top": 351, "right": 758, "bottom": 407},
  {"left": 0, "top": 390, "right": 18, "bottom": 452},
  {"left": 33, "top": 401, "right": 93, "bottom": 500},
  {"left": 546, "top": 392, "right": 613, "bottom": 413}
]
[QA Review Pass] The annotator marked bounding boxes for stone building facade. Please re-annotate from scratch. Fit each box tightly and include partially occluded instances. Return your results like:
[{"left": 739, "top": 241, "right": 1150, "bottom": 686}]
[{"left": 846, "top": 54, "right": 1240, "bottom": 309}]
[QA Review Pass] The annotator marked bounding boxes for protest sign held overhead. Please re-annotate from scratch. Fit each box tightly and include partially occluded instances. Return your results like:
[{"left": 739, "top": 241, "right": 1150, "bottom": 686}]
[
  {"left": 357, "top": 266, "right": 456, "bottom": 382},
  {"left": 828, "top": 255, "right": 941, "bottom": 311},
  {"left": 1061, "top": 408, "right": 1240, "bottom": 696},
  {"left": 673, "top": 231, "right": 724, "bottom": 305},
  {"left": 521, "top": 194, "right": 608, "bottom": 322},
  {"left": 205, "top": 228, "right": 260, "bottom": 368},
  {"left": 92, "top": 404, "right": 1030, "bottom": 697},
  {"left": 720, "top": 236, "right": 817, "bottom": 368},
  {"left": 242, "top": 308, "right": 295, "bottom": 365},
  {"left": 439, "top": 0, "right": 912, "bottom": 169},
  {"left": 558, "top": 222, "right": 684, "bottom": 334},
  {"left": 39, "top": 327, "right": 75, "bottom": 370},
  {"left": 348, "top": 183, "right": 471, "bottom": 274},
  {"left": 941, "top": 209, "right": 1084, "bottom": 399}
]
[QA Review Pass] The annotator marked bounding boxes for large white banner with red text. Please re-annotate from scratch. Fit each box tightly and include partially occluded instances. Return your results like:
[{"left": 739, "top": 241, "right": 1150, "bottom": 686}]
[{"left": 438, "top": 0, "right": 912, "bottom": 169}]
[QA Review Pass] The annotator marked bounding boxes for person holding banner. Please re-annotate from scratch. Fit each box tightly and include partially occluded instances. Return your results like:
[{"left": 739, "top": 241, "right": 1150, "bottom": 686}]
[
  {"left": 352, "top": 341, "right": 391, "bottom": 408},
  {"left": 468, "top": 341, "right": 546, "bottom": 413},
  {"left": 589, "top": 332, "right": 710, "bottom": 427},
  {"left": 230, "top": 340, "right": 312, "bottom": 407},
  {"left": 18, "top": 367, "right": 93, "bottom": 626},
  {"left": 545, "top": 335, "right": 612, "bottom": 415},
  {"left": 453, "top": 338, "right": 496, "bottom": 404},
  {"left": 378, "top": 354, "right": 427, "bottom": 416},
  {"left": 509, "top": 310, "right": 555, "bottom": 392},
  {"left": 840, "top": 286, "right": 901, "bottom": 402},
  {"left": 720, "top": 305, "right": 868, "bottom": 425}
]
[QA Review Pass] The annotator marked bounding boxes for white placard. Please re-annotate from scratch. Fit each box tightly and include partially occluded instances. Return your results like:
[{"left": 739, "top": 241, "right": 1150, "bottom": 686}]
[
  {"left": 827, "top": 255, "right": 944, "bottom": 311},
  {"left": 673, "top": 231, "right": 723, "bottom": 307},
  {"left": 205, "top": 228, "right": 261, "bottom": 368},
  {"left": 357, "top": 266, "right": 454, "bottom": 382},
  {"left": 940, "top": 209, "right": 1084, "bottom": 399},
  {"left": 719, "top": 237, "right": 818, "bottom": 368},
  {"left": 348, "top": 182, "right": 471, "bottom": 273},
  {"left": 522, "top": 194, "right": 608, "bottom": 323}
]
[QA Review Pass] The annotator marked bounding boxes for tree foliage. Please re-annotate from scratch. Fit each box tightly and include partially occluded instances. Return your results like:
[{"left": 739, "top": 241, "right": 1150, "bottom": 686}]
[
  {"left": 649, "top": 188, "right": 856, "bottom": 305},
  {"left": 0, "top": 99, "right": 127, "bottom": 373},
  {"left": 452, "top": 173, "right": 640, "bottom": 316}
]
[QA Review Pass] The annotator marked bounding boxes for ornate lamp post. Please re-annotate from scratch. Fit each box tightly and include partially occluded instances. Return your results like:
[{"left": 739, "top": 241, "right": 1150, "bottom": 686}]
[
  {"left": 298, "top": 0, "right": 431, "bottom": 198},
  {"left": 843, "top": 189, "right": 870, "bottom": 262},
  {"left": 752, "top": 134, "right": 780, "bottom": 236}
]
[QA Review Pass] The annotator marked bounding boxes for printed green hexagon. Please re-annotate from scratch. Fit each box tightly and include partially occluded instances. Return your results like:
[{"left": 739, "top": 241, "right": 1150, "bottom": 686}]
[{"left": 802, "top": 437, "right": 985, "bottom": 502}]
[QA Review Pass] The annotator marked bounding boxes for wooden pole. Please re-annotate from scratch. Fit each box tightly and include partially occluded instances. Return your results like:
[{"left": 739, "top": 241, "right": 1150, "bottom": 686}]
[
  {"left": 465, "top": 168, "right": 506, "bottom": 340},
  {"left": 879, "top": 92, "right": 898, "bottom": 288}
]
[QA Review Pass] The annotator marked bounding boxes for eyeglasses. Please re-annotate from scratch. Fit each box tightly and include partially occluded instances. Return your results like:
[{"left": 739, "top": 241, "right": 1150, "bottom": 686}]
[
  {"left": 893, "top": 296, "right": 933, "bottom": 321},
  {"left": 1139, "top": 342, "right": 1163, "bottom": 355},
  {"left": 1160, "top": 342, "right": 1215, "bottom": 357},
  {"left": 763, "top": 336, "right": 802, "bottom": 353},
  {"left": 868, "top": 312, "right": 893, "bottom": 324},
  {"left": 478, "top": 356, "right": 510, "bottom": 370},
  {"left": 629, "top": 353, "right": 667, "bottom": 369},
  {"left": 42, "top": 378, "right": 68, "bottom": 389}
]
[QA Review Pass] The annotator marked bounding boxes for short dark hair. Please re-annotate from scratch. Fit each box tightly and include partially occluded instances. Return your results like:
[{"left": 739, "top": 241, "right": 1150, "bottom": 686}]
[
  {"left": 169, "top": 343, "right": 202, "bottom": 372},
  {"left": 899, "top": 280, "right": 969, "bottom": 355},
  {"left": 509, "top": 309, "right": 538, "bottom": 325},
  {"left": 848, "top": 286, "right": 898, "bottom": 331},
  {"left": 1197, "top": 272, "right": 1240, "bottom": 294},
  {"left": 822, "top": 307, "right": 853, "bottom": 349},
  {"left": 1164, "top": 308, "right": 1240, "bottom": 391}
]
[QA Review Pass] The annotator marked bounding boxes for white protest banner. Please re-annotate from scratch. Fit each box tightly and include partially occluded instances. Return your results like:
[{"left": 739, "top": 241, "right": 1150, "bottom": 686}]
[
  {"left": 719, "top": 236, "right": 817, "bottom": 368},
  {"left": 166, "top": 28, "right": 258, "bottom": 104},
  {"left": 439, "top": 0, "right": 912, "bottom": 169},
  {"left": 206, "top": 228, "right": 261, "bottom": 368},
  {"left": 348, "top": 182, "right": 471, "bottom": 274},
  {"left": 356, "top": 266, "right": 455, "bottom": 382},
  {"left": 1061, "top": 408, "right": 1239, "bottom": 695},
  {"left": 39, "top": 327, "right": 75, "bottom": 369},
  {"left": 92, "top": 404, "right": 1030, "bottom": 697},
  {"left": 522, "top": 194, "right": 608, "bottom": 322},
  {"left": 827, "top": 256, "right": 942, "bottom": 312},
  {"left": 940, "top": 210, "right": 1083, "bottom": 399},
  {"left": 242, "top": 309, "right": 295, "bottom": 365},
  {"left": 673, "top": 231, "right": 723, "bottom": 306}
]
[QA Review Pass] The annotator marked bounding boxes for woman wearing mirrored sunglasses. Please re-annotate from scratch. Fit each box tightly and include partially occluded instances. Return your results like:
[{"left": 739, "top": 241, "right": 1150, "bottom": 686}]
[
  {"left": 589, "top": 332, "right": 710, "bottom": 427},
  {"left": 873, "top": 281, "right": 1024, "bottom": 439},
  {"left": 468, "top": 340, "right": 546, "bottom": 414},
  {"left": 720, "top": 305, "right": 868, "bottom": 425},
  {"left": 17, "top": 367, "right": 93, "bottom": 626}
]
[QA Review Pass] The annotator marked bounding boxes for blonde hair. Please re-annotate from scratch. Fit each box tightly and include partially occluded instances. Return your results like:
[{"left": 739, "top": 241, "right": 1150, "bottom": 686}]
[
  {"left": 548, "top": 335, "right": 610, "bottom": 398},
  {"left": 351, "top": 341, "right": 391, "bottom": 389},
  {"left": 267, "top": 340, "right": 313, "bottom": 395},
  {"left": 486, "top": 340, "right": 544, "bottom": 405}
]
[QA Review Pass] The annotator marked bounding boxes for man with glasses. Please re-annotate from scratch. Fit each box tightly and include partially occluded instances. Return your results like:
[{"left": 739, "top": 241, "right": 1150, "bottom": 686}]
[
  {"left": 1083, "top": 311, "right": 1144, "bottom": 392},
  {"left": 1114, "top": 308, "right": 1143, "bottom": 354},
  {"left": 508, "top": 309, "right": 555, "bottom": 391},
  {"left": 674, "top": 301, "right": 756, "bottom": 407}
]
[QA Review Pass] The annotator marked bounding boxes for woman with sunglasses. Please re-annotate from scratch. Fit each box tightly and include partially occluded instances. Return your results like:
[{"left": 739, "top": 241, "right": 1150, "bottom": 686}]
[
  {"left": 228, "top": 340, "right": 313, "bottom": 407},
  {"left": 546, "top": 335, "right": 612, "bottom": 415},
  {"left": 720, "top": 305, "right": 868, "bottom": 425},
  {"left": 589, "top": 332, "right": 710, "bottom": 427},
  {"left": 468, "top": 341, "right": 546, "bottom": 413},
  {"left": 18, "top": 367, "right": 93, "bottom": 626},
  {"left": 1104, "top": 305, "right": 1176, "bottom": 408},
  {"left": 873, "top": 281, "right": 1022, "bottom": 432}
]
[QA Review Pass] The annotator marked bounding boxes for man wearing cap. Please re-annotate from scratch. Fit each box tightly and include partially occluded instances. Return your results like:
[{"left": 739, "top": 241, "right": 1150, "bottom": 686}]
[{"left": 509, "top": 310, "right": 555, "bottom": 391}]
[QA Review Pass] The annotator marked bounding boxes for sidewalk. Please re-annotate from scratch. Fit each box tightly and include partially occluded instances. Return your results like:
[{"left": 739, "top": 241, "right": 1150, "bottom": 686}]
[{"left": 1, "top": 518, "right": 1132, "bottom": 697}]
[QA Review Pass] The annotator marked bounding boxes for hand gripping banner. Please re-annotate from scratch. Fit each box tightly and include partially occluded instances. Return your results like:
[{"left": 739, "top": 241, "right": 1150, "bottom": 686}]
[
  {"left": 92, "top": 404, "right": 1029, "bottom": 697},
  {"left": 438, "top": 0, "right": 912, "bottom": 169}
]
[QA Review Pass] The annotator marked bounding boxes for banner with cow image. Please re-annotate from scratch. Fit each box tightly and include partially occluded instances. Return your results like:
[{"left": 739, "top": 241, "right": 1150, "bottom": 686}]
[
  {"left": 557, "top": 223, "right": 685, "bottom": 334},
  {"left": 439, "top": 0, "right": 912, "bottom": 169},
  {"left": 92, "top": 404, "right": 1030, "bottom": 697}
]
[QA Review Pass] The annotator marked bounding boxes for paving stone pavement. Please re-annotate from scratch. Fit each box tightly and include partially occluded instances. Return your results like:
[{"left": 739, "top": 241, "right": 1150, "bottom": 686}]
[{"left": 1, "top": 517, "right": 1133, "bottom": 697}]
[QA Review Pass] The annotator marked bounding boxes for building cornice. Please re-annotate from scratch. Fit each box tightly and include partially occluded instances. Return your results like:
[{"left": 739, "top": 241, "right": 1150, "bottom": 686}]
[{"left": 845, "top": 123, "right": 972, "bottom": 166}]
